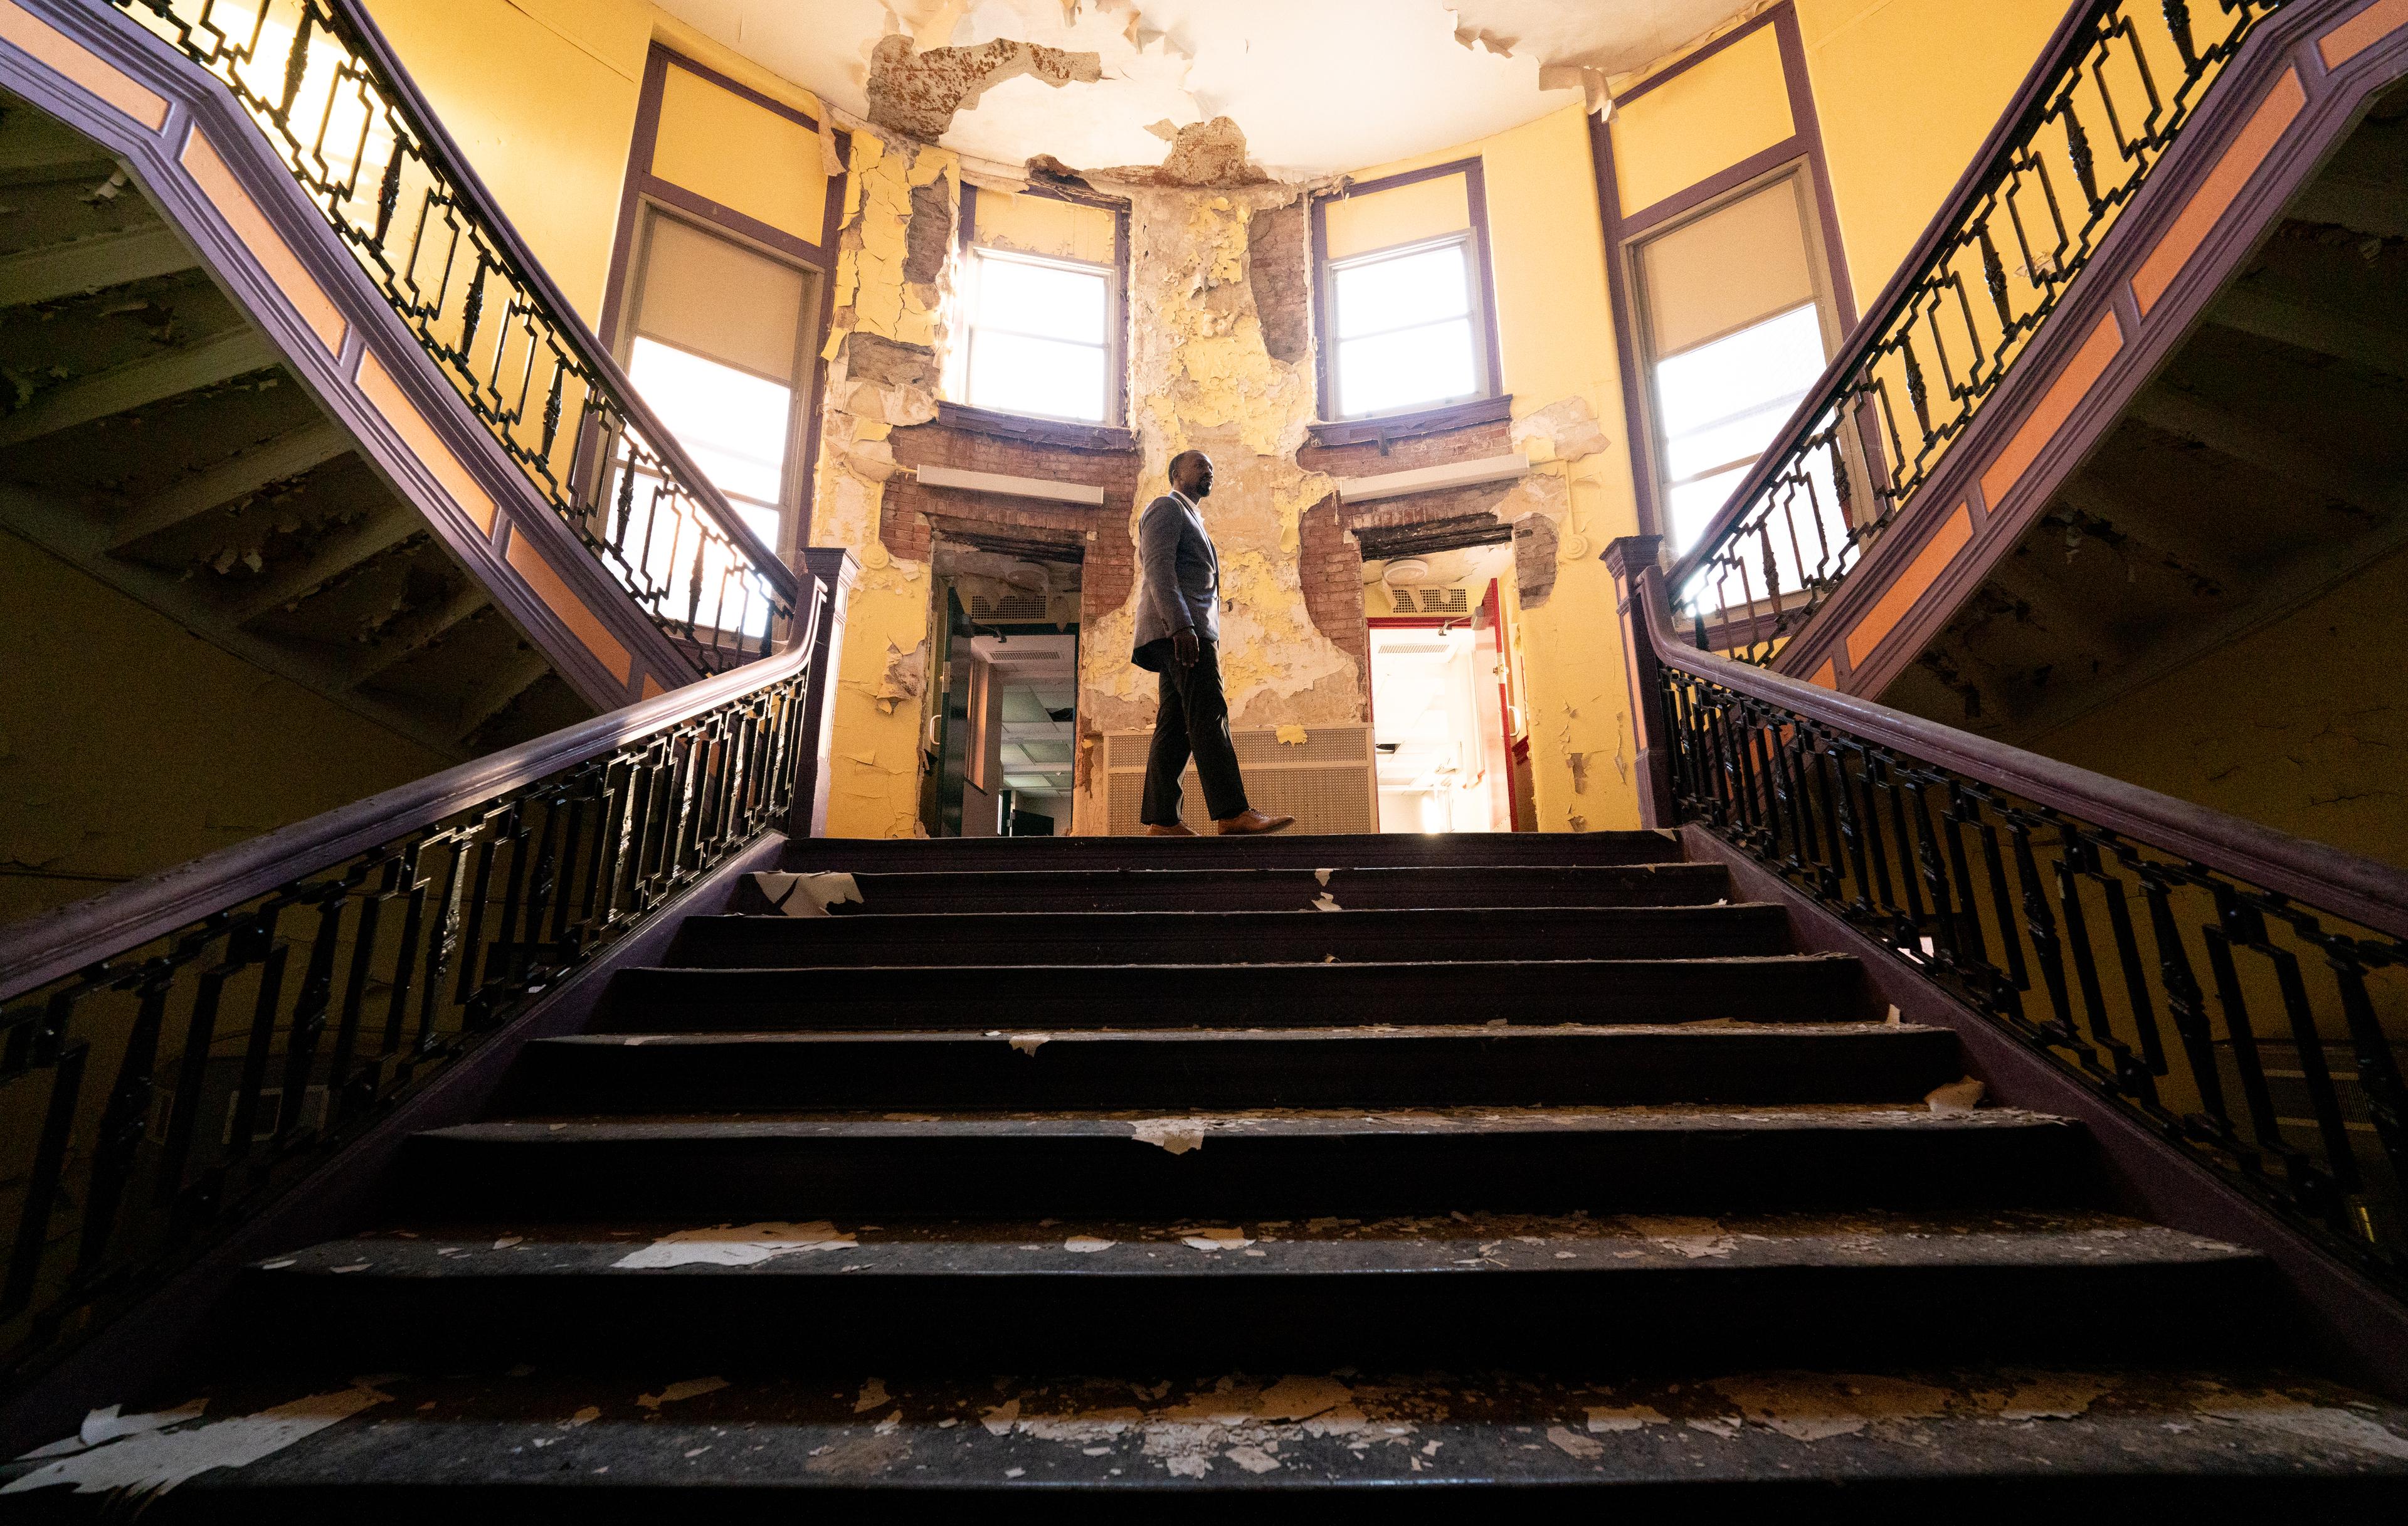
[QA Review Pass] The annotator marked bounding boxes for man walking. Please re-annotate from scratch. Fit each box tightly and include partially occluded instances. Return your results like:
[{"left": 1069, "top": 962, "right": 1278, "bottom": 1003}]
[{"left": 1131, "top": 450, "right": 1293, "bottom": 837}]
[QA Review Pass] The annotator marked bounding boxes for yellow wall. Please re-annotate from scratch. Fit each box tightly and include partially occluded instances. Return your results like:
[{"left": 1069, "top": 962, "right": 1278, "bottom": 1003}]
[
  {"left": 1794, "top": 0, "right": 2067, "bottom": 301},
  {"left": 364, "top": 0, "right": 834, "bottom": 324},
  {"left": 2034, "top": 551, "right": 2408, "bottom": 871},
  {"left": 653, "top": 61, "right": 829, "bottom": 243},
  {"left": 0, "top": 532, "right": 450, "bottom": 925},
  {"left": 971, "top": 189, "right": 1117, "bottom": 265},
  {"left": 1344, "top": 105, "right": 1647, "bottom": 834},
  {"left": 1613, "top": 23, "right": 1793, "bottom": 216},
  {"left": 1324, "top": 171, "right": 1472, "bottom": 260}
]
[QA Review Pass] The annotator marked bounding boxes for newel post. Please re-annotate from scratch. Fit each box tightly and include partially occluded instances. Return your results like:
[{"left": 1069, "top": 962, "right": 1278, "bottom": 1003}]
[
  {"left": 1603, "top": 536, "right": 1678, "bottom": 829},
  {"left": 786, "top": 548, "right": 860, "bottom": 840}
]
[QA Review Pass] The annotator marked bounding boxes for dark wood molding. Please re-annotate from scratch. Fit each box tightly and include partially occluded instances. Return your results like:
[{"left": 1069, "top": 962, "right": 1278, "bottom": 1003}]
[
  {"left": 954, "top": 176, "right": 1134, "bottom": 427},
  {"left": 1594, "top": 1, "right": 1854, "bottom": 546},
  {"left": 1685, "top": 826, "right": 2408, "bottom": 1399},
  {"left": 599, "top": 41, "right": 847, "bottom": 562},
  {"left": 1307, "top": 156, "right": 1504, "bottom": 422},
  {"left": 1765, "top": 1, "right": 2402, "bottom": 697},
  {"left": 1305, "top": 392, "right": 1513, "bottom": 450},
  {"left": 929, "top": 400, "right": 1139, "bottom": 453},
  {"left": 0, "top": 834, "right": 788, "bottom": 1458}
]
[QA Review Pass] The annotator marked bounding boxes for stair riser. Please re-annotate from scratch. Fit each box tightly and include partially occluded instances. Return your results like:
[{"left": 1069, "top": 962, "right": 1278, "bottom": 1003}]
[
  {"left": 592, "top": 959, "right": 1869, "bottom": 1033},
  {"left": 391, "top": 1126, "right": 2092, "bottom": 1221},
  {"left": 668, "top": 907, "right": 1792, "bottom": 968},
  {"left": 799, "top": 866, "right": 1735, "bottom": 914},
  {"left": 227, "top": 1258, "right": 2279, "bottom": 1375},
  {"left": 501, "top": 1031, "right": 1965, "bottom": 1113},
  {"left": 780, "top": 833, "right": 1683, "bottom": 873}
]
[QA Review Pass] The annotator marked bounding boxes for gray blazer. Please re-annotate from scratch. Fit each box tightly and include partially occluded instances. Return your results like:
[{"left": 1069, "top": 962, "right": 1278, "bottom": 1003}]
[{"left": 1130, "top": 490, "right": 1220, "bottom": 668}]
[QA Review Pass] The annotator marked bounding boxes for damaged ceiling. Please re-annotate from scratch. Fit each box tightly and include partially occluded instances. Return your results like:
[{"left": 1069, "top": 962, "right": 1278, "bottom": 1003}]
[{"left": 652, "top": 0, "right": 1756, "bottom": 176}]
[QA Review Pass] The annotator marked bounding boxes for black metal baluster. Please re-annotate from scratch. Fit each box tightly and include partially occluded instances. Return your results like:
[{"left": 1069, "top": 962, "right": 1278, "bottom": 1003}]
[
  {"left": 273, "top": 893, "right": 346, "bottom": 1144},
  {"left": 73, "top": 978, "right": 174, "bottom": 1283},
  {"left": 2, "top": 994, "right": 90, "bottom": 1318}
]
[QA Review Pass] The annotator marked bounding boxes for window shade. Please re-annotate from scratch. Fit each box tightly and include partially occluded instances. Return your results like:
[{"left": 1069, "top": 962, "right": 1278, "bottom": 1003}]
[
  {"left": 1637, "top": 176, "right": 1815, "bottom": 359},
  {"left": 634, "top": 213, "right": 808, "bottom": 382}
]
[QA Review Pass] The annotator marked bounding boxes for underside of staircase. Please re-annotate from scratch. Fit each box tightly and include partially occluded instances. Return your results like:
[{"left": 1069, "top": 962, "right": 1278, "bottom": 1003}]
[
  {"left": 6, "top": 832, "right": 2405, "bottom": 1511},
  {"left": 0, "top": 88, "right": 590, "bottom": 758}
]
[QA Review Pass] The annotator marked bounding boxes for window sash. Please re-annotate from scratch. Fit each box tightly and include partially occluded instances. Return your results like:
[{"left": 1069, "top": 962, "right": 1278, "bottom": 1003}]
[
  {"left": 959, "top": 245, "right": 1116, "bottom": 423},
  {"left": 1326, "top": 231, "right": 1489, "bottom": 420}
]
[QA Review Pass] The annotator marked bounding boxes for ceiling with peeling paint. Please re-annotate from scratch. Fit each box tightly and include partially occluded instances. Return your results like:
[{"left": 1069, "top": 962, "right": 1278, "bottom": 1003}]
[{"left": 651, "top": 0, "right": 1756, "bottom": 176}]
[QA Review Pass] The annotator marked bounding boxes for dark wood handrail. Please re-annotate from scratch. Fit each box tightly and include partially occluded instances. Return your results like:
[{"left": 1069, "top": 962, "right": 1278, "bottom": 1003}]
[
  {"left": 319, "top": 0, "right": 798, "bottom": 606},
  {"left": 1666, "top": 0, "right": 2223, "bottom": 593},
  {"left": 0, "top": 581, "right": 828, "bottom": 1003},
  {"left": 1628, "top": 559, "right": 2408, "bottom": 942}
]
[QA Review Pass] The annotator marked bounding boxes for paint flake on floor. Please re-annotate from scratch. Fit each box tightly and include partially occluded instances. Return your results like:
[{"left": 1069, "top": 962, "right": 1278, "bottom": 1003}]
[{"left": 612, "top": 1222, "right": 858, "bottom": 1269}]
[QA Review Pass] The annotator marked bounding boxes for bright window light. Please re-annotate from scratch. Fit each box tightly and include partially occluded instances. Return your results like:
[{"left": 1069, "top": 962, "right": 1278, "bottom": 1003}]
[
  {"left": 958, "top": 247, "right": 1112, "bottom": 422},
  {"left": 1330, "top": 237, "right": 1481, "bottom": 418},
  {"left": 1654, "top": 302, "right": 1825, "bottom": 553},
  {"left": 625, "top": 336, "right": 795, "bottom": 635}
]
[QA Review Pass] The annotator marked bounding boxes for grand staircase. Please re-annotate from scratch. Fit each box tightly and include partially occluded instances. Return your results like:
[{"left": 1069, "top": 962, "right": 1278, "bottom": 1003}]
[{"left": 10, "top": 832, "right": 2406, "bottom": 1510}]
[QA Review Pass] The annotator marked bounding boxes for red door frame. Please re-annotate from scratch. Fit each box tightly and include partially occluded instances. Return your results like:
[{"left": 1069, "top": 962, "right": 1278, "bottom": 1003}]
[{"left": 1365, "top": 578, "right": 1525, "bottom": 832}]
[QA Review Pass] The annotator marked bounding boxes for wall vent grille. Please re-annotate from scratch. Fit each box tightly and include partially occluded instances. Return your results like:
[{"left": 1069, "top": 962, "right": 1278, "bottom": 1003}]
[
  {"left": 1104, "top": 724, "right": 1376, "bottom": 834},
  {"left": 1387, "top": 586, "right": 1469, "bottom": 615},
  {"left": 968, "top": 591, "right": 1049, "bottom": 622}
]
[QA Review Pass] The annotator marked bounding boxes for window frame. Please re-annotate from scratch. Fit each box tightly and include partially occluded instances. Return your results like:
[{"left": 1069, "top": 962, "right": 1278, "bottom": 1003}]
[
  {"left": 952, "top": 181, "right": 1133, "bottom": 427},
  {"left": 1622, "top": 164, "right": 1848, "bottom": 556},
  {"left": 1322, "top": 230, "right": 1494, "bottom": 422},
  {"left": 615, "top": 201, "right": 820, "bottom": 568},
  {"left": 1309, "top": 158, "right": 1505, "bottom": 425},
  {"left": 953, "top": 241, "right": 1121, "bottom": 427}
]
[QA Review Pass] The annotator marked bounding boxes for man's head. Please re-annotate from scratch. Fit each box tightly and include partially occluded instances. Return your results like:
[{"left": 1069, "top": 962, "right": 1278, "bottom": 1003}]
[{"left": 1169, "top": 450, "right": 1215, "bottom": 500}]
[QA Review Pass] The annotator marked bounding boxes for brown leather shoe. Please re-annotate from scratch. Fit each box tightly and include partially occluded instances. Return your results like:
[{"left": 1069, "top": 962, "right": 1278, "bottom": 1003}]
[
  {"left": 1145, "top": 823, "right": 1198, "bottom": 837},
  {"left": 1215, "top": 808, "right": 1294, "bottom": 835}
]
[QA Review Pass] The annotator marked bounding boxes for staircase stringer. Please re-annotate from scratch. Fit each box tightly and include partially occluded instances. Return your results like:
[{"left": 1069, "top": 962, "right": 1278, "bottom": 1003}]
[
  {"left": 0, "top": 0, "right": 706, "bottom": 712},
  {"left": 1762, "top": 0, "right": 2407, "bottom": 699}
]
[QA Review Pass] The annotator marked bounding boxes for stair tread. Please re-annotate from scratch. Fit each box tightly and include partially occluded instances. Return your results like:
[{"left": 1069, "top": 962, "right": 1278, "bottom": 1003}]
[
  {"left": 26, "top": 1365, "right": 2402, "bottom": 1498},
  {"left": 426, "top": 1103, "right": 2072, "bottom": 1140},
  {"left": 264, "top": 1209, "right": 2257, "bottom": 1280},
  {"left": 542, "top": 1019, "right": 1942, "bottom": 1046}
]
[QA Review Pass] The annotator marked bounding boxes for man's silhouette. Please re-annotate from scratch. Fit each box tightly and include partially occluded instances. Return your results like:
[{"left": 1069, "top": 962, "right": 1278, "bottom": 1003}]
[{"left": 1129, "top": 450, "right": 1293, "bottom": 837}]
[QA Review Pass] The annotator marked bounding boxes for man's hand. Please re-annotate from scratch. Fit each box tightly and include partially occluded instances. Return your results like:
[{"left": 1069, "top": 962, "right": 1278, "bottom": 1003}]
[{"left": 1171, "top": 627, "right": 1200, "bottom": 669}]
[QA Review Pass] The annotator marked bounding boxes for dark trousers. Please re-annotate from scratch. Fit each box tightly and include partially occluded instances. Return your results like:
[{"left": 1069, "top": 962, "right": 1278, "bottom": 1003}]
[{"left": 1139, "top": 637, "right": 1249, "bottom": 825}]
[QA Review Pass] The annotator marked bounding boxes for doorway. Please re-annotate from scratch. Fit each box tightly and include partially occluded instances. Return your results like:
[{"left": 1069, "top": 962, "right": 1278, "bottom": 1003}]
[
  {"left": 1369, "top": 580, "right": 1516, "bottom": 833},
  {"left": 925, "top": 541, "right": 1081, "bottom": 837}
]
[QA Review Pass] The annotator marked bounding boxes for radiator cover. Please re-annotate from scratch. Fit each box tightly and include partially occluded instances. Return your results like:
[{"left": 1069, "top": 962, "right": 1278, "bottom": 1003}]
[{"left": 1103, "top": 724, "right": 1377, "bottom": 834}]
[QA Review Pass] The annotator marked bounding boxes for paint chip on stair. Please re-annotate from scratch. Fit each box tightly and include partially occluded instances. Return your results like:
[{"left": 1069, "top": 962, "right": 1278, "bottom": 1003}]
[
  {"left": 1007, "top": 1034, "right": 1049, "bottom": 1055},
  {"left": 1311, "top": 893, "right": 1341, "bottom": 911},
  {"left": 1546, "top": 1425, "right": 1604, "bottom": 1458},
  {"left": 1313, "top": 868, "right": 1334, "bottom": 886},
  {"left": 1925, "top": 1077, "right": 1986, "bottom": 1115},
  {"left": 636, "top": 1378, "right": 727, "bottom": 1410},
  {"left": 1587, "top": 1405, "right": 1669, "bottom": 1433},
  {"left": 1180, "top": 1227, "right": 1254, "bottom": 1252},
  {"left": 4, "top": 1384, "right": 384, "bottom": 1497},
  {"left": 747, "top": 871, "right": 864, "bottom": 918},
  {"left": 614, "top": 1222, "right": 858, "bottom": 1269},
  {"left": 1064, "top": 1236, "right": 1116, "bottom": 1253},
  {"left": 1131, "top": 1117, "right": 1220, "bottom": 1153}
]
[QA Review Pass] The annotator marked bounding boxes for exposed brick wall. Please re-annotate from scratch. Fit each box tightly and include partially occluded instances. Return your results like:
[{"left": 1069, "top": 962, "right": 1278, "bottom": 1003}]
[
  {"left": 1297, "top": 416, "right": 1513, "bottom": 479},
  {"left": 1247, "top": 199, "right": 1312, "bottom": 366},
  {"left": 1297, "top": 492, "right": 1368, "bottom": 706},
  {"left": 885, "top": 411, "right": 1143, "bottom": 623}
]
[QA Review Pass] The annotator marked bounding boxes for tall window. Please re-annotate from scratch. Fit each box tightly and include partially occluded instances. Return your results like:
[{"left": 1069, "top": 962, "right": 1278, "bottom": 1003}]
[
  {"left": 1634, "top": 173, "right": 1837, "bottom": 554},
  {"left": 620, "top": 209, "right": 815, "bottom": 588},
  {"left": 1326, "top": 233, "right": 1487, "bottom": 419},
  {"left": 954, "top": 246, "right": 1114, "bottom": 423}
]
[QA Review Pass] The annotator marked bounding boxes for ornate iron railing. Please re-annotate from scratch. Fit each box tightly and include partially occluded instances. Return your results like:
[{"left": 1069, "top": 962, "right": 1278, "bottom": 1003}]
[
  {"left": 1668, "top": 0, "right": 2293, "bottom": 661},
  {"left": 107, "top": 0, "right": 797, "bottom": 670},
  {"left": 0, "top": 576, "right": 830, "bottom": 1391},
  {"left": 1620, "top": 553, "right": 2408, "bottom": 1291}
]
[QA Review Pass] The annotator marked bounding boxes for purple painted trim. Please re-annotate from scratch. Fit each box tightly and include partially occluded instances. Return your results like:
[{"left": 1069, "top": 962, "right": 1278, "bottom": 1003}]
[
  {"left": 1613, "top": 4, "right": 1783, "bottom": 107},
  {"left": 0, "top": 1, "right": 697, "bottom": 707},
  {"left": 0, "top": 631, "right": 823, "bottom": 1002},
  {"left": 1308, "top": 157, "right": 1504, "bottom": 421},
  {"left": 932, "top": 400, "right": 1138, "bottom": 453},
  {"left": 958, "top": 179, "right": 1135, "bottom": 425},
  {"left": 1774, "top": 3, "right": 1858, "bottom": 328},
  {"left": 1622, "top": 556, "right": 2408, "bottom": 942},
  {"left": 1304, "top": 392, "right": 1514, "bottom": 450},
  {"left": 638, "top": 175, "right": 830, "bottom": 265},
  {"left": 1687, "top": 827, "right": 2408, "bottom": 1397},
  {"left": 0, "top": 834, "right": 786, "bottom": 1456},
  {"left": 1595, "top": 1, "right": 1855, "bottom": 544},
  {"left": 1617, "top": 136, "right": 1809, "bottom": 238},
  {"left": 652, "top": 46, "right": 821, "bottom": 132},
  {"left": 1768, "top": 3, "right": 2394, "bottom": 696},
  {"left": 1590, "top": 113, "right": 1661, "bottom": 541},
  {"left": 601, "top": 43, "right": 850, "bottom": 562}
]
